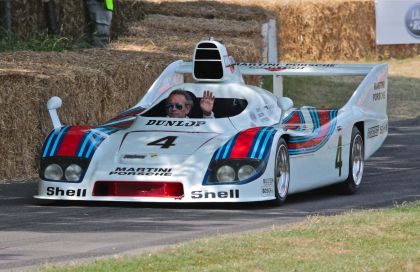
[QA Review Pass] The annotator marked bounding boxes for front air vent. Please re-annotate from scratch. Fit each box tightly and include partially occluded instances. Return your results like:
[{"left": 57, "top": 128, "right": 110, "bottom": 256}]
[
  {"left": 197, "top": 43, "right": 217, "bottom": 48},
  {"left": 194, "top": 61, "right": 224, "bottom": 79},
  {"left": 193, "top": 45, "right": 224, "bottom": 80},
  {"left": 195, "top": 49, "right": 221, "bottom": 60}
]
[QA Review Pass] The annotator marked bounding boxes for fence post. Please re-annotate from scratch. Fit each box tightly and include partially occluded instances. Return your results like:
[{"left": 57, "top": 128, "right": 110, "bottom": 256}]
[
  {"left": 262, "top": 19, "right": 282, "bottom": 97},
  {"left": 43, "top": 0, "right": 58, "bottom": 35}
]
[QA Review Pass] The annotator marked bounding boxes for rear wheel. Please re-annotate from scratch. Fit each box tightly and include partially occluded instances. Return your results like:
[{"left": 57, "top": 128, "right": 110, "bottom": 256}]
[
  {"left": 340, "top": 127, "right": 364, "bottom": 194},
  {"left": 273, "top": 138, "right": 290, "bottom": 204}
]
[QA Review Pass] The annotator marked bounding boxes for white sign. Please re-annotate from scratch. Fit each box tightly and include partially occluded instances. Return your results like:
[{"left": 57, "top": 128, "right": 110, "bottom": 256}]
[{"left": 375, "top": 0, "right": 420, "bottom": 44}]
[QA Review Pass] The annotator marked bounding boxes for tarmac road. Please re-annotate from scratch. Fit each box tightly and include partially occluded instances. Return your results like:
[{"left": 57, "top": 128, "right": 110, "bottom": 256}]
[{"left": 1, "top": 117, "right": 419, "bottom": 271}]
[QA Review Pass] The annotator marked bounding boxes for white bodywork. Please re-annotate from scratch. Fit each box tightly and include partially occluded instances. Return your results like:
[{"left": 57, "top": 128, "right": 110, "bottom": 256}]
[{"left": 35, "top": 40, "right": 388, "bottom": 203}]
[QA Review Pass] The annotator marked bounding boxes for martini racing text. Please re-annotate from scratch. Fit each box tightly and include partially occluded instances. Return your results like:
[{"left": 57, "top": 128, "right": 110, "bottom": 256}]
[{"left": 109, "top": 167, "right": 172, "bottom": 176}]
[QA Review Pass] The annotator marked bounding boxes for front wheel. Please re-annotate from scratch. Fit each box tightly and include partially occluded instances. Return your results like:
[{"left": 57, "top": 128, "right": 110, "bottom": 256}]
[
  {"left": 273, "top": 138, "right": 290, "bottom": 205},
  {"left": 340, "top": 126, "right": 364, "bottom": 194}
]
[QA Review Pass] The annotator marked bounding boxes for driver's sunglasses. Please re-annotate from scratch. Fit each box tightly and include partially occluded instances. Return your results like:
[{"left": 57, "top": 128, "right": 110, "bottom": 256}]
[{"left": 165, "top": 103, "right": 184, "bottom": 111}]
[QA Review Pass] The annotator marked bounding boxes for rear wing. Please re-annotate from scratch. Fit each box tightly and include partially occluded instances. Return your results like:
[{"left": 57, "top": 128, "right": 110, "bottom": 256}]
[{"left": 138, "top": 60, "right": 387, "bottom": 117}]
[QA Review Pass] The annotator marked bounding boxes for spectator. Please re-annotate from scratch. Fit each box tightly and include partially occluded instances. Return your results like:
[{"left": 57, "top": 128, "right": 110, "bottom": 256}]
[{"left": 84, "top": 0, "right": 113, "bottom": 48}]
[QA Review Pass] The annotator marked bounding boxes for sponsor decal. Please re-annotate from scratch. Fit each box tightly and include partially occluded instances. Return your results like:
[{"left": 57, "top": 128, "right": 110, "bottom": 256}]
[
  {"left": 237, "top": 63, "right": 335, "bottom": 71},
  {"left": 368, "top": 122, "right": 388, "bottom": 138},
  {"left": 250, "top": 112, "right": 257, "bottom": 122},
  {"left": 262, "top": 178, "right": 274, "bottom": 197},
  {"left": 123, "top": 154, "right": 146, "bottom": 159},
  {"left": 405, "top": 4, "right": 420, "bottom": 39},
  {"left": 368, "top": 125, "right": 379, "bottom": 138},
  {"left": 109, "top": 167, "right": 172, "bottom": 176},
  {"left": 372, "top": 91, "right": 386, "bottom": 101},
  {"left": 191, "top": 189, "right": 240, "bottom": 199},
  {"left": 145, "top": 120, "right": 206, "bottom": 127},
  {"left": 374, "top": 80, "right": 385, "bottom": 90},
  {"left": 380, "top": 122, "right": 388, "bottom": 134},
  {"left": 123, "top": 154, "right": 158, "bottom": 159},
  {"left": 47, "top": 187, "right": 87, "bottom": 197}
]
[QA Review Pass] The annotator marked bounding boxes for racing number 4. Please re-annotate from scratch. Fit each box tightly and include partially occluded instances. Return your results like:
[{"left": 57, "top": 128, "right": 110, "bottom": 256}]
[
  {"left": 335, "top": 135, "right": 343, "bottom": 176},
  {"left": 147, "top": 136, "right": 177, "bottom": 148}
]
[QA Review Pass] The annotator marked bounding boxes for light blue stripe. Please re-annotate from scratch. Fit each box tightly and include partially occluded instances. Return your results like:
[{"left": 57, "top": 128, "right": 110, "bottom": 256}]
[
  {"left": 215, "top": 146, "right": 224, "bottom": 160},
  {"left": 258, "top": 129, "right": 274, "bottom": 160},
  {"left": 77, "top": 130, "right": 95, "bottom": 157},
  {"left": 85, "top": 134, "right": 101, "bottom": 158},
  {"left": 42, "top": 129, "right": 59, "bottom": 157},
  {"left": 48, "top": 126, "right": 69, "bottom": 156},
  {"left": 84, "top": 129, "right": 112, "bottom": 158},
  {"left": 250, "top": 127, "right": 268, "bottom": 158},
  {"left": 222, "top": 137, "right": 235, "bottom": 159}
]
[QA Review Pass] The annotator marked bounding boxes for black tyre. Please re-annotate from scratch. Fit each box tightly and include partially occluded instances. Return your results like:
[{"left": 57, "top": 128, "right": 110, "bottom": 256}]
[
  {"left": 340, "top": 126, "right": 364, "bottom": 194},
  {"left": 273, "top": 138, "right": 290, "bottom": 205}
]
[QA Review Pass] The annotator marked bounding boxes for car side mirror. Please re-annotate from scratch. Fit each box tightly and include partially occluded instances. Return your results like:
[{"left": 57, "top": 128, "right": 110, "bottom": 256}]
[
  {"left": 276, "top": 96, "right": 294, "bottom": 125},
  {"left": 47, "top": 96, "right": 63, "bottom": 129}
]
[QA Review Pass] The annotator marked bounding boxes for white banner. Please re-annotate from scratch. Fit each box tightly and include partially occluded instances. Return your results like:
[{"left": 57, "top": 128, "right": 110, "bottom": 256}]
[{"left": 375, "top": 0, "right": 420, "bottom": 45}]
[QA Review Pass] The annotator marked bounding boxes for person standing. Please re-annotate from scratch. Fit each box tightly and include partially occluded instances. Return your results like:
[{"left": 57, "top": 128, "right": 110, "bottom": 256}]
[{"left": 84, "top": 0, "right": 113, "bottom": 48}]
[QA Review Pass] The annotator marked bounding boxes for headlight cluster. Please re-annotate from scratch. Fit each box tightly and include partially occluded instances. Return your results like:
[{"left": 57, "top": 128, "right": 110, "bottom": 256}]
[
  {"left": 208, "top": 159, "right": 262, "bottom": 184},
  {"left": 216, "top": 164, "right": 256, "bottom": 182},
  {"left": 44, "top": 163, "right": 83, "bottom": 182},
  {"left": 41, "top": 158, "right": 88, "bottom": 182}
]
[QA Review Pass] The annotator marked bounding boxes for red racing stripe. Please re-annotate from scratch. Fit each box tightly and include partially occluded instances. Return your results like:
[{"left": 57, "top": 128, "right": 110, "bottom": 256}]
[
  {"left": 56, "top": 126, "right": 93, "bottom": 156},
  {"left": 288, "top": 111, "right": 331, "bottom": 149},
  {"left": 283, "top": 111, "right": 303, "bottom": 130},
  {"left": 229, "top": 127, "right": 260, "bottom": 158}
]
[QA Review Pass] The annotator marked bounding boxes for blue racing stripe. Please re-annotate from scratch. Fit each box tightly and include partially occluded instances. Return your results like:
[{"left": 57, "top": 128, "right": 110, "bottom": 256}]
[
  {"left": 84, "top": 128, "right": 116, "bottom": 158},
  {"left": 48, "top": 126, "right": 69, "bottom": 157},
  {"left": 250, "top": 127, "right": 268, "bottom": 158},
  {"left": 42, "top": 128, "right": 59, "bottom": 157},
  {"left": 77, "top": 129, "right": 95, "bottom": 157},
  {"left": 257, "top": 128, "right": 275, "bottom": 160},
  {"left": 215, "top": 146, "right": 224, "bottom": 160},
  {"left": 221, "top": 135, "right": 237, "bottom": 159}
]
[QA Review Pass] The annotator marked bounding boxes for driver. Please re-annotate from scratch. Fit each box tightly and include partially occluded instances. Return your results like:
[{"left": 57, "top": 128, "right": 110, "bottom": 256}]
[{"left": 166, "top": 90, "right": 215, "bottom": 118}]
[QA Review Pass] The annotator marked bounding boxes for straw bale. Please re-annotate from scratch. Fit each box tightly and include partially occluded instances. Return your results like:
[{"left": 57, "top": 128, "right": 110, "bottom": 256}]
[
  {"left": 267, "top": 0, "right": 420, "bottom": 60},
  {"left": 2, "top": 0, "right": 146, "bottom": 39},
  {"left": 0, "top": 50, "right": 172, "bottom": 182},
  {"left": 142, "top": 0, "right": 270, "bottom": 22}
]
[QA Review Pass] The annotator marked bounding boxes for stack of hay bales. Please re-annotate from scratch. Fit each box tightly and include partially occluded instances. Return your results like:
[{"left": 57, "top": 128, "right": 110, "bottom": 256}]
[
  {"left": 272, "top": 0, "right": 420, "bottom": 60},
  {"left": 0, "top": 0, "right": 145, "bottom": 39},
  {"left": 0, "top": 50, "right": 173, "bottom": 181},
  {"left": 0, "top": 0, "right": 267, "bottom": 182}
]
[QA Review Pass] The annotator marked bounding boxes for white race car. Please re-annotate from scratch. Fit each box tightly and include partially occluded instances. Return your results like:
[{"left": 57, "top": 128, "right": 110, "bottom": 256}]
[{"left": 35, "top": 40, "right": 388, "bottom": 204}]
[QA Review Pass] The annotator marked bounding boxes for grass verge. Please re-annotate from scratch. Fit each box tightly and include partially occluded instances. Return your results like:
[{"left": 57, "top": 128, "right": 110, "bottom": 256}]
[{"left": 38, "top": 201, "right": 420, "bottom": 272}]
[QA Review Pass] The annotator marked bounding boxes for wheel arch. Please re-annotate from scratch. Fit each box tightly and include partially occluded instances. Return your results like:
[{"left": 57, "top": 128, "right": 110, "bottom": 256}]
[{"left": 354, "top": 121, "right": 364, "bottom": 144}]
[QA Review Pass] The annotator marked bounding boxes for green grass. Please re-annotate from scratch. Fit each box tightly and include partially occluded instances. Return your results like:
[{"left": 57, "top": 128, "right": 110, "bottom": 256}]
[
  {"left": 38, "top": 201, "right": 420, "bottom": 272},
  {"left": 0, "top": 34, "right": 90, "bottom": 52}
]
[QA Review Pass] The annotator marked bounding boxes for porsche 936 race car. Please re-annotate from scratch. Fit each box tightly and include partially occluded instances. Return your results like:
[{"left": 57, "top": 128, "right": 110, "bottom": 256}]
[{"left": 35, "top": 39, "right": 388, "bottom": 204}]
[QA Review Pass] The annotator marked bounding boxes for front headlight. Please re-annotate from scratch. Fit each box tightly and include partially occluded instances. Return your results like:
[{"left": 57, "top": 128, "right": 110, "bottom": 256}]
[
  {"left": 238, "top": 165, "right": 256, "bottom": 180},
  {"left": 65, "top": 164, "right": 83, "bottom": 182},
  {"left": 44, "top": 164, "right": 63, "bottom": 180},
  {"left": 216, "top": 165, "right": 235, "bottom": 182}
]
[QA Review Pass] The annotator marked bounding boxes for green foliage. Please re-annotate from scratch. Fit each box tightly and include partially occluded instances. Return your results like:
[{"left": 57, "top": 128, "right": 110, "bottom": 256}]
[{"left": 0, "top": 33, "right": 90, "bottom": 52}]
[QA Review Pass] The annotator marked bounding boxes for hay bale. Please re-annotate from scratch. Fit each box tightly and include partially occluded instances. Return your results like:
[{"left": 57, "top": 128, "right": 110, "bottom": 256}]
[
  {"left": 0, "top": 49, "right": 172, "bottom": 182},
  {"left": 2, "top": 0, "right": 145, "bottom": 40}
]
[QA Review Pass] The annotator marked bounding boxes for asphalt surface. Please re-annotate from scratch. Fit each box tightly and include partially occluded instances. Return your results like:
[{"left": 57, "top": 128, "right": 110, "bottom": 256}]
[{"left": 1, "top": 117, "right": 419, "bottom": 271}]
